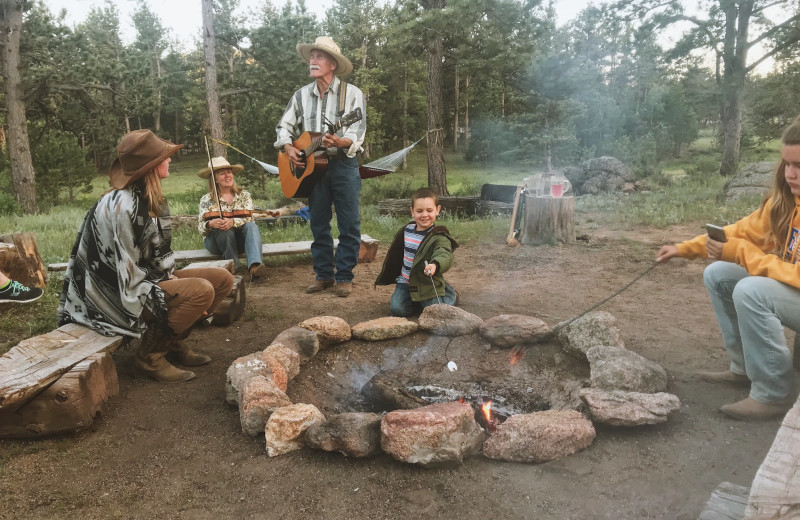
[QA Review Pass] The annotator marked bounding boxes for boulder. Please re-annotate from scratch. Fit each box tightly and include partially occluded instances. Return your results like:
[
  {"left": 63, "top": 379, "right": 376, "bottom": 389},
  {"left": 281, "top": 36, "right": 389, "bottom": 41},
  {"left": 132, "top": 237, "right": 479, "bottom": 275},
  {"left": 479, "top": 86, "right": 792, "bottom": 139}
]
[
  {"left": 305, "top": 412, "right": 383, "bottom": 457},
  {"left": 381, "top": 401, "right": 485, "bottom": 466},
  {"left": 478, "top": 314, "right": 551, "bottom": 348},
  {"left": 265, "top": 403, "right": 326, "bottom": 457},
  {"left": 273, "top": 326, "right": 320, "bottom": 363},
  {"left": 238, "top": 376, "right": 293, "bottom": 437},
  {"left": 482, "top": 410, "right": 595, "bottom": 463},
  {"left": 723, "top": 161, "right": 776, "bottom": 201},
  {"left": 351, "top": 317, "right": 419, "bottom": 341},
  {"left": 557, "top": 311, "right": 625, "bottom": 360},
  {"left": 580, "top": 388, "right": 681, "bottom": 426},
  {"left": 587, "top": 346, "right": 668, "bottom": 393},
  {"left": 263, "top": 343, "right": 301, "bottom": 381},
  {"left": 566, "top": 156, "right": 635, "bottom": 195},
  {"left": 226, "top": 352, "right": 270, "bottom": 406},
  {"left": 418, "top": 305, "right": 483, "bottom": 336},
  {"left": 298, "top": 316, "right": 352, "bottom": 347}
]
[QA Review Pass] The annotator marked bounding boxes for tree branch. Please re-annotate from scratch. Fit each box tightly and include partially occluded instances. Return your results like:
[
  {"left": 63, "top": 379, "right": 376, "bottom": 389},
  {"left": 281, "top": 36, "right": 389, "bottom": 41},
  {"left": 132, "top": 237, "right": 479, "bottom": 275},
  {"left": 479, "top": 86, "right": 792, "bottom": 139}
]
[
  {"left": 746, "top": 14, "right": 800, "bottom": 49},
  {"left": 746, "top": 34, "right": 800, "bottom": 72}
]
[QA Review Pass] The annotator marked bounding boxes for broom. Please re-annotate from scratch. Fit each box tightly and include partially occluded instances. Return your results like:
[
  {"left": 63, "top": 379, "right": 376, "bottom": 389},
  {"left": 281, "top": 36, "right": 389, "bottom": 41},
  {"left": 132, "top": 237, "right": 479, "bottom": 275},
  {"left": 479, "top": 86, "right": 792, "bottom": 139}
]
[{"left": 506, "top": 185, "right": 522, "bottom": 247}]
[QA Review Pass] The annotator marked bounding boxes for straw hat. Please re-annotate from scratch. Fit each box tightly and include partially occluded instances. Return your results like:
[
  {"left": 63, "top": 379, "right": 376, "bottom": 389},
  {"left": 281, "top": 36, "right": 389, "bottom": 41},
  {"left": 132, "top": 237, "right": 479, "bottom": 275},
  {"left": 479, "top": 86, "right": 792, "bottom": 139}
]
[
  {"left": 197, "top": 156, "right": 244, "bottom": 179},
  {"left": 108, "top": 130, "right": 183, "bottom": 189},
  {"left": 296, "top": 36, "right": 353, "bottom": 77}
]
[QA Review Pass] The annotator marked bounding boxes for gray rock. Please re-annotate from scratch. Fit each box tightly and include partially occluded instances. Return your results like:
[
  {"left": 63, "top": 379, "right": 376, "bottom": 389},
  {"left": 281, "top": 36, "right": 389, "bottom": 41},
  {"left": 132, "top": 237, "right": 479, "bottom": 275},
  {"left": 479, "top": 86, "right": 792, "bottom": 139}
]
[
  {"left": 298, "top": 316, "right": 352, "bottom": 347},
  {"left": 582, "top": 156, "right": 635, "bottom": 182},
  {"left": 418, "top": 305, "right": 483, "bottom": 336},
  {"left": 351, "top": 317, "right": 419, "bottom": 341},
  {"left": 273, "top": 326, "right": 320, "bottom": 362},
  {"left": 226, "top": 352, "right": 270, "bottom": 406},
  {"left": 723, "top": 161, "right": 776, "bottom": 201},
  {"left": 586, "top": 346, "right": 667, "bottom": 393},
  {"left": 478, "top": 314, "right": 551, "bottom": 348},
  {"left": 239, "top": 376, "right": 293, "bottom": 437},
  {"left": 581, "top": 172, "right": 627, "bottom": 195},
  {"left": 482, "top": 410, "right": 595, "bottom": 463},
  {"left": 557, "top": 311, "right": 625, "bottom": 359},
  {"left": 565, "top": 156, "right": 635, "bottom": 195},
  {"left": 381, "top": 401, "right": 485, "bottom": 466},
  {"left": 580, "top": 388, "right": 681, "bottom": 426},
  {"left": 265, "top": 403, "right": 326, "bottom": 457},
  {"left": 305, "top": 412, "right": 383, "bottom": 457}
]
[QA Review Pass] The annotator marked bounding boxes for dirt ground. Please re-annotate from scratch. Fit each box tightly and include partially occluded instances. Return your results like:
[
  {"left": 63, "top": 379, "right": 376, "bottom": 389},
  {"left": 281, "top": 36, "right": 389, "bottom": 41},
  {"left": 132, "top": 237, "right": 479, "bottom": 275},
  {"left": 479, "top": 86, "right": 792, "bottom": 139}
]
[{"left": 1, "top": 223, "right": 795, "bottom": 520}]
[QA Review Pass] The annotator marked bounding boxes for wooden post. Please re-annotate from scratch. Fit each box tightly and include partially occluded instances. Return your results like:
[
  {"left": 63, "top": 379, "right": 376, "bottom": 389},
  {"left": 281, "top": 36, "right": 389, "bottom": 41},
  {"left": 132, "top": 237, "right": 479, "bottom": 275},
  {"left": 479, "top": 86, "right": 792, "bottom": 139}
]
[
  {"left": 0, "top": 352, "right": 118, "bottom": 438},
  {"left": 519, "top": 194, "right": 575, "bottom": 245},
  {"left": 0, "top": 232, "right": 46, "bottom": 287}
]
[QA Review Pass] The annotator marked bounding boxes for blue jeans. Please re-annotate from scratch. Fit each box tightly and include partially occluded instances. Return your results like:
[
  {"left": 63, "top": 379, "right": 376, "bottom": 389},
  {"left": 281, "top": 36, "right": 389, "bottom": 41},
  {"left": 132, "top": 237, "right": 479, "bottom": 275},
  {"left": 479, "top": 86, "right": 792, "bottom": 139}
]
[
  {"left": 390, "top": 282, "right": 458, "bottom": 317},
  {"left": 703, "top": 261, "right": 800, "bottom": 404},
  {"left": 308, "top": 155, "right": 361, "bottom": 283},
  {"left": 203, "top": 221, "right": 263, "bottom": 269}
]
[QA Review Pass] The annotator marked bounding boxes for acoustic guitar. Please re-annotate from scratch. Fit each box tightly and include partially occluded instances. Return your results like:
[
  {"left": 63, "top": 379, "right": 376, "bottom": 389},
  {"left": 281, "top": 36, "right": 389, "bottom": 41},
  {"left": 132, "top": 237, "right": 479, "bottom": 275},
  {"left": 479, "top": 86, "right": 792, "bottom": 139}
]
[{"left": 277, "top": 107, "right": 363, "bottom": 198}]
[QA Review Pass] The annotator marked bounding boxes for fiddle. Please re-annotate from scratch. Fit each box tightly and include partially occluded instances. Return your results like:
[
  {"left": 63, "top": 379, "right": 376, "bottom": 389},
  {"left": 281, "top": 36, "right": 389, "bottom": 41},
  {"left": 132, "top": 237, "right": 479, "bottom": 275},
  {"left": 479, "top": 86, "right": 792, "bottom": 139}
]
[{"left": 202, "top": 209, "right": 281, "bottom": 221}]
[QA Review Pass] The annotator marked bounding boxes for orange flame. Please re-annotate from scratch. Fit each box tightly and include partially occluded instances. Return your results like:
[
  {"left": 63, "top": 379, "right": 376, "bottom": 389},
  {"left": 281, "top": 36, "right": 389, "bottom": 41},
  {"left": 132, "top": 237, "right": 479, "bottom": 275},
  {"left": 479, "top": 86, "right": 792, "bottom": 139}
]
[
  {"left": 481, "top": 400, "right": 493, "bottom": 423},
  {"left": 509, "top": 346, "right": 525, "bottom": 366}
]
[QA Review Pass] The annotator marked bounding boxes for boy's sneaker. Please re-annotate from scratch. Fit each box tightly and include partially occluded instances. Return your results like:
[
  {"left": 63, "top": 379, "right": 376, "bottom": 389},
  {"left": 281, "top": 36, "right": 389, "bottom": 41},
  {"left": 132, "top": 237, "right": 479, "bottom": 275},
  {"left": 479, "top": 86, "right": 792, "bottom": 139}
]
[{"left": 0, "top": 280, "right": 44, "bottom": 304}]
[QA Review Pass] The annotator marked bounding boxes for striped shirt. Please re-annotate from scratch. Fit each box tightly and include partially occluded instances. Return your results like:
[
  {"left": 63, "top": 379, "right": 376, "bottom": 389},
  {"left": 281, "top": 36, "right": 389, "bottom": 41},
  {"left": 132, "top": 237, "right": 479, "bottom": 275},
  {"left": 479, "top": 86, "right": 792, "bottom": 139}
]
[
  {"left": 397, "top": 223, "right": 432, "bottom": 284},
  {"left": 274, "top": 76, "right": 366, "bottom": 158}
]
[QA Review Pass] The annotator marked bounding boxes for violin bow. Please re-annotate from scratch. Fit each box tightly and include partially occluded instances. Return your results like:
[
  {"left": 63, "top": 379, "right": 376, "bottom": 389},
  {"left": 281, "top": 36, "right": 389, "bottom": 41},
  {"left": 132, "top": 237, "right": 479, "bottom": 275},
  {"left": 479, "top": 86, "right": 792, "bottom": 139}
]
[{"left": 203, "top": 135, "right": 224, "bottom": 219}]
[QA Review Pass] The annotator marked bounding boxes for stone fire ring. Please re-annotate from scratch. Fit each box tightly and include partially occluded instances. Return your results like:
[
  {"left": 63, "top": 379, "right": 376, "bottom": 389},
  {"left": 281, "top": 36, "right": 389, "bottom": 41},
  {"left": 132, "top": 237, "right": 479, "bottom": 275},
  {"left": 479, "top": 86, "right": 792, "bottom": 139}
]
[{"left": 225, "top": 307, "right": 681, "bottom": 466}]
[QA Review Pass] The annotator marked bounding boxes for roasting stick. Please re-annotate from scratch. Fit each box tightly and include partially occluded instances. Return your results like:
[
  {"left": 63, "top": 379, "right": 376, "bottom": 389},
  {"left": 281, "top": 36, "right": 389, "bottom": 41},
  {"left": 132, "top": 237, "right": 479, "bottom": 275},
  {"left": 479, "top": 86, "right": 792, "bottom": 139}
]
[{"left": 424, "top": 261, "right": 442, "bottom": 304}]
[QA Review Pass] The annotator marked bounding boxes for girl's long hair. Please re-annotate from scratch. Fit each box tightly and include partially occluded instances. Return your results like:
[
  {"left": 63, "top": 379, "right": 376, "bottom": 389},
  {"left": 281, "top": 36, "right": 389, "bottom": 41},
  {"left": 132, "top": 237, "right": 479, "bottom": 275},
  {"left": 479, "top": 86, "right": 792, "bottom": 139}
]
[
  {"left": 143, "top": 169, "right": 165, "bottom": 217},
  {"left": 207, "top": 173, "right": 242, "bottom": 207},
  {"left": 763, "top": 118, "right": 800, "bottom": 252}
]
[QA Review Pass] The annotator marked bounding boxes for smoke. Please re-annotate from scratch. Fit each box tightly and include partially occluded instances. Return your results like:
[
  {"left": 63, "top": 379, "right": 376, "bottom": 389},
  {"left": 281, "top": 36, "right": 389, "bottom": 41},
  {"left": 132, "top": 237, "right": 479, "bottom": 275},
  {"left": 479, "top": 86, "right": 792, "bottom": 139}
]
[{"left": 346, "top": 335, "right": 447, "bottom": 392}]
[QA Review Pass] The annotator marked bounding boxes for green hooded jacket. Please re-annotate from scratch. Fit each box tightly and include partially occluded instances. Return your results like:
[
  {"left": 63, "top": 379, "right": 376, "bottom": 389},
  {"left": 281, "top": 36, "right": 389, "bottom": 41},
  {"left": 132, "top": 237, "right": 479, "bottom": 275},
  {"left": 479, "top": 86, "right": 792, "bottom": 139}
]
[{"left": 375, "top": 223, "right": 458, "bottom": 302}]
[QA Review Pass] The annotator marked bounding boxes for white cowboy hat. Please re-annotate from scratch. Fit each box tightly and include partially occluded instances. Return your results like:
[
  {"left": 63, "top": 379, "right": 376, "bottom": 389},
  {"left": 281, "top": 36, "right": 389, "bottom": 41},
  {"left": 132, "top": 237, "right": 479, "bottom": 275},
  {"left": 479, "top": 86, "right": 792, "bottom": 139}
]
[
  {"left": 197, "top": 156, "right": 244, "bottom": 179},
  {"left": 296, "top": 36, "right": 353, "bottom": 77}
]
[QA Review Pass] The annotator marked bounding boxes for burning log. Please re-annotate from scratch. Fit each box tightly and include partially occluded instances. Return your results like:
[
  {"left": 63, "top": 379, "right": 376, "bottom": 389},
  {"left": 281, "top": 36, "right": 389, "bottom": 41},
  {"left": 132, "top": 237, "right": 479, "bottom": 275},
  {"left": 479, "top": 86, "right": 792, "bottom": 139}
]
[
  {"left": 475, "top": 400, "right": 508, "bottom": 433},
  {"left": 361, "top": 374, "right": 427, "bottom": 411}
]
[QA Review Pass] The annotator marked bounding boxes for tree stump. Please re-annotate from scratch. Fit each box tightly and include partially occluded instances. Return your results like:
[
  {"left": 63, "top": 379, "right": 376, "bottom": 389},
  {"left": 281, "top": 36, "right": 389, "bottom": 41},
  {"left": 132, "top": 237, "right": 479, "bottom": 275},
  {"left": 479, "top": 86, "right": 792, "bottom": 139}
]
[
  {"left": 0, "top": 232, "right": 46, "bottom": 287},
  {"left": 519, "top": 195, "right": 575, "bottom": 245},
  {"left": 0, "top": 352, "right": 118, "bottom": 438}
]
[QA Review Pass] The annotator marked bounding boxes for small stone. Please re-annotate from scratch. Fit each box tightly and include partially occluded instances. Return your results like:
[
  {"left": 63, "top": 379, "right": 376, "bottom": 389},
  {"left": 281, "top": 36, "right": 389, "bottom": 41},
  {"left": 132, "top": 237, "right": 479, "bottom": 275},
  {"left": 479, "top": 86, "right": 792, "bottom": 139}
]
[
  {"left": 580, "top": 388, "right": 681, "bottom": 426},
  {"left": 418, "top": 305, "right": 483, "bottom": 336},
  {"left": 351, "top": 317, "right": 419, "bottom": 341},
  {"left": 273, "top": 326, "right": 320, "bottom": 363},
  {"left": 381, "top": 401, "right": 485, "bottom": 466},
  {"left": 587, "top": 346, "right": 668, "bottom": 393},
  {"left": 479, "top": 314, "right": 551, "bottom": 348},
  {"left": 482, "top": 410, "right": 595, "bottom": 463},
  {"left": 263, "top": 343, "right": 301, "bottom": 381},
  {"left": 298, "top": 316, "right": 352, "bottom": 347},
  {"left": 557, "top": 311, "right": 625, "bottom": 359},
  {"left": 265, "top": 403, "right": 325, "bottom": 457},
  {"left": 239, "top": 376, "right": 293, "bottom": 437},
  {"left": 305, "top": 412, "right": 382, "bottom": 457}
]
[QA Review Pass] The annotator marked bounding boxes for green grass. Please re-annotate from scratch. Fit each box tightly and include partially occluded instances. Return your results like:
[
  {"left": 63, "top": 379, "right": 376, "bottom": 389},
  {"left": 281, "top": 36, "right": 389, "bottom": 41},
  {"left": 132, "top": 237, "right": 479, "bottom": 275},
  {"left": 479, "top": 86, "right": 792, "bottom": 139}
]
[{"left": 0, "top": 143, "right": 779, "bottom": 353}]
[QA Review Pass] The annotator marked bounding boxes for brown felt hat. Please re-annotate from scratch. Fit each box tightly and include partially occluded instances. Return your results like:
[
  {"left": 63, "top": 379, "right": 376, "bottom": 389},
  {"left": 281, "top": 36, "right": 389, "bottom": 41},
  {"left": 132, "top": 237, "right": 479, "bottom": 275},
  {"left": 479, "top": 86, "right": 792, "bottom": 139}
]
[
  {"left": 108, "top": 129, "right": 183, "bottom": 189},
  {"left": 197, "top": 156, "right": 244, "bottom": 179}
]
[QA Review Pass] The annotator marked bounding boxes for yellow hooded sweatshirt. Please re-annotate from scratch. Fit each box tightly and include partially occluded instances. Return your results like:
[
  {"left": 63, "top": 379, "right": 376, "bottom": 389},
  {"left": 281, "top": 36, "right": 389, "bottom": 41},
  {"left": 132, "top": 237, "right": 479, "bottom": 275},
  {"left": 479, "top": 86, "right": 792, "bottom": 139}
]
[{"left": 676, "top": 196, "right": 800, "bottom": 289}]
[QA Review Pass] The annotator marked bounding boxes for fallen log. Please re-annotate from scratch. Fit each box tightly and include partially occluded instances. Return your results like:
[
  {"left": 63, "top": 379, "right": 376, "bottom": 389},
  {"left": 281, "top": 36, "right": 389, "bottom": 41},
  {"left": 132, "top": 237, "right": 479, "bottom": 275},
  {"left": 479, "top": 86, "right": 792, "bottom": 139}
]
[
  {"left": 361, "top": 373, "right": 427, "bottom": 411},
  {"left": 378, "top": 197, "right": 513, "bottom": 217}
]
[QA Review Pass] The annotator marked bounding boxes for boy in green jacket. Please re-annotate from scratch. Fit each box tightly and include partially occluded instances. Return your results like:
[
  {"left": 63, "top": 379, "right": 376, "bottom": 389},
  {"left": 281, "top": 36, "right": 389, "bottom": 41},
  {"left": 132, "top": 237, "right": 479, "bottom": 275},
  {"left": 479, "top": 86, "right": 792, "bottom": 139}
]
[{"left": 375, "top": 188, "right": 459, "bottom": 316}]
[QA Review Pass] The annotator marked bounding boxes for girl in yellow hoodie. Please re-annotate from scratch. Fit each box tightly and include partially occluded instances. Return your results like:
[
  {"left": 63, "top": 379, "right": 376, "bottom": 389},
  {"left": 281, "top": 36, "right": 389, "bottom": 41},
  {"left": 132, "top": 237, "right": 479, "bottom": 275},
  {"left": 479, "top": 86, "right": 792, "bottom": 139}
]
[{"left": 657, "top": 119, "right": 800, "bottom": 421}]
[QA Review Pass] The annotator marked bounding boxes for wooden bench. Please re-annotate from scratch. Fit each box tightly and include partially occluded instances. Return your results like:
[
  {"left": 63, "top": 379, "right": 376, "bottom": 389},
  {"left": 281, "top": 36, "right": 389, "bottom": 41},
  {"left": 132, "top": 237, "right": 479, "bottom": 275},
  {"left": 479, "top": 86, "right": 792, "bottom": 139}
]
[
  {"left": 47, "top": 234, "right": 380, "bottom": 271},
  {"left": 0, "top": 323, "right": 124, "bottom": 438}
]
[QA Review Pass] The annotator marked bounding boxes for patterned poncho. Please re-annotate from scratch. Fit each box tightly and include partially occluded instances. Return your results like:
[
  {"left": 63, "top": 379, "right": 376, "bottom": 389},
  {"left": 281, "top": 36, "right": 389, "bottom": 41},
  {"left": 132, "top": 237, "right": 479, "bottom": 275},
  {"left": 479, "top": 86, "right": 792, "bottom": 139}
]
[{"left": 57, "top": 183, "right": 173, "bottom": 338}]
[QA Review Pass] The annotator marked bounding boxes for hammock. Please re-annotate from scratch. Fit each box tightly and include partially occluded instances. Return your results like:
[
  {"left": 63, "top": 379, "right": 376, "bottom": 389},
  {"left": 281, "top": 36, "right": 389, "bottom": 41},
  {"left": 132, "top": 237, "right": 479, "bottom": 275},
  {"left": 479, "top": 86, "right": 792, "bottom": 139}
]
[
  {"left": 358, "top": 136, "right": 425, "bottom": 179},
  {"left": 213, "top": 135, "right": 425, "bottom": 179}
]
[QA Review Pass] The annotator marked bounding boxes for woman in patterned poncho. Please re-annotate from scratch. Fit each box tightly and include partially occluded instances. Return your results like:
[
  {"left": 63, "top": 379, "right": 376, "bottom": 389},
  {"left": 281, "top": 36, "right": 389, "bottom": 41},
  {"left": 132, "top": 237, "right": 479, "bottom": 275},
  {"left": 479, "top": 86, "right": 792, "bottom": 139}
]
[
  {"left": 58, "top": 130, "right": 234, "bottom": 383},
  {"left": 197, "top": 157, "right": 267, "bottom": 280}
]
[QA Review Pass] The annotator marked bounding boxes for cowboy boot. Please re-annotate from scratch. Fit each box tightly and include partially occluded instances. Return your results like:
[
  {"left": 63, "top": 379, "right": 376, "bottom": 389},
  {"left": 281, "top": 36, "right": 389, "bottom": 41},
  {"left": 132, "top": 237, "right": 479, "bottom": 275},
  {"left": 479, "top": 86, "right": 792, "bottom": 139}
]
[
  {"left": 134, "top": 324, "right": 196, "bottom": 383},
  {"left": 171, "top": 338, "right": 212, "bottom": 366}
]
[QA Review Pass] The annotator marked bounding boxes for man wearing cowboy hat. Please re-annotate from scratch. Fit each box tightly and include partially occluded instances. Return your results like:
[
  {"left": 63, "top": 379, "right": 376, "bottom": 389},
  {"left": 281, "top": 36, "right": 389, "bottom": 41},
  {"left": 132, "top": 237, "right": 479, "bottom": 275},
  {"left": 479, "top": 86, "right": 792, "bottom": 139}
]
[{"left": 275, "top": 36, "right": 366, "bottom": 298}]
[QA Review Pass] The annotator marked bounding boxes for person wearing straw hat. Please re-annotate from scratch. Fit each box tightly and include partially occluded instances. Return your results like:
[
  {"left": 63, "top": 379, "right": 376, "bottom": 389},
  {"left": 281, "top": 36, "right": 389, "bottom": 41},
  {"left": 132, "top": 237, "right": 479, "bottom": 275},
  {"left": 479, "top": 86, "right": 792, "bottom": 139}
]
[
  {"left": 197, "top": 156, "right": 267, "bottom": 280},
  {"left": 58, "top": 130, "right": 234, "bottom": 383},
  {"left": 275, "top": 36, "right": 366, "bottom": 298}
]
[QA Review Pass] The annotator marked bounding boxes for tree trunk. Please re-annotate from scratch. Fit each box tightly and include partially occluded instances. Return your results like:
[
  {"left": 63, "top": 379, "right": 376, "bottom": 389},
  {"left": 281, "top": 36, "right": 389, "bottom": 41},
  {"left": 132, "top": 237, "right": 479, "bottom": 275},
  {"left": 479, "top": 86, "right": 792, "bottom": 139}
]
[
  {"left": 0, "top": 232, "right": 46, "bottom": 288},
  {"left": 202, "top": 0, "right": 225, "bottom": 157},
  {"left": 464, "top": 75, "right": 471, "bottom": 152},
  {"left": 402, "top": 67, "right": 408, "bottom": 169},
  {"left": 453, "top": 66, "right": 459, "bottom": 153},
  {"left": 424, "top": 0, "right": 449, "bottom": 197},
  {"left": 154, "top": 55, "right": 162, "bottom": 132},
  {"left": 0, "top": 0, "right": 37, "bottom": 214},
  {"left": 360, "top": 42, "right": 371, "bottom": 159},
  {"left": 718, "top": 0, "right": 752, "bottom": 177}
]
